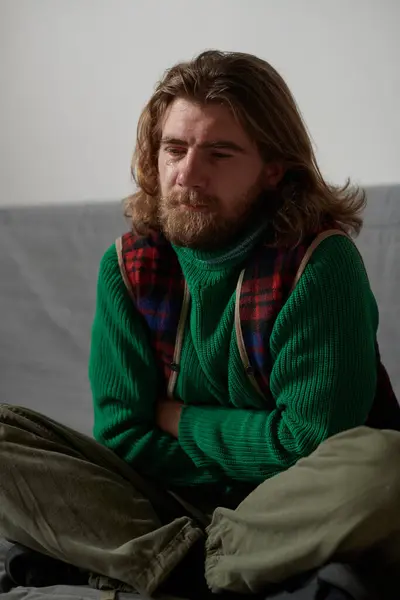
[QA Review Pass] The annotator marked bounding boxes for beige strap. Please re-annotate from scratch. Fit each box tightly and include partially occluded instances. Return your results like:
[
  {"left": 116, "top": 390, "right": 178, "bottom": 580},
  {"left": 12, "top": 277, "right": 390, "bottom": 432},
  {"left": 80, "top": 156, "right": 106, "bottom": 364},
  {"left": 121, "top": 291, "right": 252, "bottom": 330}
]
[
  {"left": 234, "top": 269, "right": 264, "bottom": 398},
  {"left": 234, "top": 269, "right": 247, "bottom": 368},
  {"left": 291, "top": 229, "right": 349, "bottom": 292},
  {"left": 235, "top": 229, "right": 350, "bottom": 397},
  {"left": 167, "top": 281, "right": 191, "bottom": 399},
  {"left": 115, "top": 236, "right": 135, "bottom": 300}
]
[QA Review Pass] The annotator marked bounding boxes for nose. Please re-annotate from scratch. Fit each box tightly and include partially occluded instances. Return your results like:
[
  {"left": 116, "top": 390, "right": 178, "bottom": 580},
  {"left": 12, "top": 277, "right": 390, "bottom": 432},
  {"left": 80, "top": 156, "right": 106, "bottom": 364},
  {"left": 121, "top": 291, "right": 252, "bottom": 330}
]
[{"left": 176, "top": 150, "right": 207, "bottom": 189}]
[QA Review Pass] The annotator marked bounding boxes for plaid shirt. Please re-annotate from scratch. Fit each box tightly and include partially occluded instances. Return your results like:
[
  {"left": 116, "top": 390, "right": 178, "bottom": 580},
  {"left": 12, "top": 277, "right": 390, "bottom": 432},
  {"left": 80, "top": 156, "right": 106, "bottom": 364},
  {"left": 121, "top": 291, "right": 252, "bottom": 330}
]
[
  {"left": 238, "top": 240, "right": 309, "bottom": 402},
  {"left": 120, "top": 231, "right": 184, "bottom": 390},
  {"left": 120, "top": 231, "right": 400, "bottom": 430}
]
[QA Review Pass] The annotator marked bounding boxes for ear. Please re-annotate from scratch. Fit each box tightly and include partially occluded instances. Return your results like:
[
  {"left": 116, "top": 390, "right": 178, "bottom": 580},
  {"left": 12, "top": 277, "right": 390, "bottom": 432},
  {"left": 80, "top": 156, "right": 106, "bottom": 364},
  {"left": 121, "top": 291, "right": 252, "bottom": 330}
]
[{"left": 262, "top": 162, "right": 285, "bottom": 188}]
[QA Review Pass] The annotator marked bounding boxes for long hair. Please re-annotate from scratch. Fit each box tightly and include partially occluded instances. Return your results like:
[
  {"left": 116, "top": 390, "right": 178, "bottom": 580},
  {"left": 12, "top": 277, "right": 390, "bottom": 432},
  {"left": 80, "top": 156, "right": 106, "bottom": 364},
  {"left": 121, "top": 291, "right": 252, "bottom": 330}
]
[{"left": 124, "top": 50, "right": 365, "bottom": 246}]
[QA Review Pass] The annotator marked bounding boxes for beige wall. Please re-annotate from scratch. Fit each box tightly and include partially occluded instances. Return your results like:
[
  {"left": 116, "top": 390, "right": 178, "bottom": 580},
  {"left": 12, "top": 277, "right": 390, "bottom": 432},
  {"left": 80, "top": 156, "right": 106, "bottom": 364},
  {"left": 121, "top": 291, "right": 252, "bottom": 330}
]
[{"left": 1, "top": 0, "right": 399, "bottom": 206}]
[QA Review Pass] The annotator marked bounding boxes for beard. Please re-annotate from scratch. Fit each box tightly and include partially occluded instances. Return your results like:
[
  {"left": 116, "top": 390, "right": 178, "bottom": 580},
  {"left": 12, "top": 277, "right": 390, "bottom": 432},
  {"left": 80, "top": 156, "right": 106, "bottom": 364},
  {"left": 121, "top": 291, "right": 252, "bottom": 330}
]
[{"left": 158, "top": 181, "right": 265, "bottom": 251}]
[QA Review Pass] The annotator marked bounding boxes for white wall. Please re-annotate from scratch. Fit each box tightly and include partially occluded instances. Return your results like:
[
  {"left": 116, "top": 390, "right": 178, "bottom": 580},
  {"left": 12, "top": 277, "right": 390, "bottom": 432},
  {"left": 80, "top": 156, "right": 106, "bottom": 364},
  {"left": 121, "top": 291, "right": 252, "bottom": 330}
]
[{"left": 0, "top": 0, "right": 399, "bottom": 207}]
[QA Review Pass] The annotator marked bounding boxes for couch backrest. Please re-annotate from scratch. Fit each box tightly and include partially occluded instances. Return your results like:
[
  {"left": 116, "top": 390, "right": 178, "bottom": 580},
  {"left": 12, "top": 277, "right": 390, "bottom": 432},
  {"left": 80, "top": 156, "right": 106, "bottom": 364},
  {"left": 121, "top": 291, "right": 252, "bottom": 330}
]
[
  {"left": 1, "top": 186, "right": 399, "bottom": 435},
  {"left": 356, "top": 186, "right": 400, "bottom": 400},
  {"left": 0, "top": 202, "right": 125, "bottom": 434}
]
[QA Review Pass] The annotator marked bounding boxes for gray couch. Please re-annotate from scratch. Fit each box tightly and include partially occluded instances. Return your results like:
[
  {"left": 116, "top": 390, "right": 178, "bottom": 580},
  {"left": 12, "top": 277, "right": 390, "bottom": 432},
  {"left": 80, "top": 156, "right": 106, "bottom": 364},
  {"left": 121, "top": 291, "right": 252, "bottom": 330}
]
[{"left": 0, "top": 185, "right": 399, "bottom": 598}]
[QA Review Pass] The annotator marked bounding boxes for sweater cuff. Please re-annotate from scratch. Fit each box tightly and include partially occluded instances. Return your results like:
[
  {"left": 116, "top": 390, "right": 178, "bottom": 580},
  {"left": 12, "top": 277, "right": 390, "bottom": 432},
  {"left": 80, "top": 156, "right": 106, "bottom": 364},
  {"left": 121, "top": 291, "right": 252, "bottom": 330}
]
[{"left": 178, "top": 404, "right": 271, "bottom": 472}]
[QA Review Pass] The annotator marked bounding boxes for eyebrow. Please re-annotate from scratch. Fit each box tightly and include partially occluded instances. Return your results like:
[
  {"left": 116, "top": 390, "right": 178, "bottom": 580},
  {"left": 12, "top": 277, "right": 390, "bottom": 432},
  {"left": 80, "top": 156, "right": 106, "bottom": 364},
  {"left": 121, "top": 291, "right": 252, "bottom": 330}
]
[{"left": 160, "top": 137, "right": 247, "bottom": 154}]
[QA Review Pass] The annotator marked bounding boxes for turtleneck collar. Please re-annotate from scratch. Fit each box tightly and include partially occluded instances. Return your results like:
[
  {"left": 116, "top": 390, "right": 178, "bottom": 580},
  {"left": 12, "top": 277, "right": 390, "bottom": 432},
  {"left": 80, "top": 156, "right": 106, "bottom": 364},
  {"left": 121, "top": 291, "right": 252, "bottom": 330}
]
[{"left": 173, "top": 217, "right": 271, "bottom": 283}]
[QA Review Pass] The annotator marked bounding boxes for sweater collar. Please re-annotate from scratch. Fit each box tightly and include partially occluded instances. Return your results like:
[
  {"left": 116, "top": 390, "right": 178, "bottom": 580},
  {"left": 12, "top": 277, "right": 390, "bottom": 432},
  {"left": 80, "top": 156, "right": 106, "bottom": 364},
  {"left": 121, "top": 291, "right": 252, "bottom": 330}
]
[{"left": 173, "top": 218, "right": 271, "bottom": 274}]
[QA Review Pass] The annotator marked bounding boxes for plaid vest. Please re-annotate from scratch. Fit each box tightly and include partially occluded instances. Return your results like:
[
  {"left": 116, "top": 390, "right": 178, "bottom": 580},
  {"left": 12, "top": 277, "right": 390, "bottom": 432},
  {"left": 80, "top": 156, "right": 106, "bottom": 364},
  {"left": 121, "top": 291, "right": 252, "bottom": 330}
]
[{"left": 116, "top": 229, "right": 400, "bottom": 430}]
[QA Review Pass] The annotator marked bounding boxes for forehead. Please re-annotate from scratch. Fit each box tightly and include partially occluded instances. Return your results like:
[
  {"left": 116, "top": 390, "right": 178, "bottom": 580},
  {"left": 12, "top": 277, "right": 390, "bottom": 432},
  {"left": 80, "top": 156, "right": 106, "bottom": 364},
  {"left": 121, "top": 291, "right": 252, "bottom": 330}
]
[{"left": 161, "top": 98, "right": 254, "bottom": 147}]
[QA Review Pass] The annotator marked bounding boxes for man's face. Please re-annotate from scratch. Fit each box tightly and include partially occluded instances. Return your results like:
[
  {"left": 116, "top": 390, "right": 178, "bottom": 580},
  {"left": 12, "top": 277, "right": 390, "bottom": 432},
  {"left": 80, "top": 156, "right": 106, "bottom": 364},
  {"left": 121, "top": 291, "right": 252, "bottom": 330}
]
[{"left": 157, "top": 98, "right": 271, "bottom": 249}]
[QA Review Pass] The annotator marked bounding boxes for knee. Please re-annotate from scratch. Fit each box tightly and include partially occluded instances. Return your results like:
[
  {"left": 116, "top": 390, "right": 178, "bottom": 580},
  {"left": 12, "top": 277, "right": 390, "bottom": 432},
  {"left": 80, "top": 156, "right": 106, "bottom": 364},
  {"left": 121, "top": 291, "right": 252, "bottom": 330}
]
[
  {"left": 0, "top": 404, "right": 24, "bottom": 436},
  {"left": 366, "top": 428, "right": 400, "bottom": 500},
  {"left": 0, "top": 403, "right": 15, "bottom": 420},
  {"left": 348, "top": 426, "right": 400, "bottom": 470},
  {"left": 320, "top": 426, "right": 400, "bottom": 465},
  {"left": 0, "top": 403, "right": 11, "bottom": 423},
  {"left": 368, "top": 427, "right": 400, "bottom": 462},
  {"left": 0, "top": 404, "right": 12, "bottom": 438},
  {"left": 329, "top": 427, "right": 400, "bottom": 512}
]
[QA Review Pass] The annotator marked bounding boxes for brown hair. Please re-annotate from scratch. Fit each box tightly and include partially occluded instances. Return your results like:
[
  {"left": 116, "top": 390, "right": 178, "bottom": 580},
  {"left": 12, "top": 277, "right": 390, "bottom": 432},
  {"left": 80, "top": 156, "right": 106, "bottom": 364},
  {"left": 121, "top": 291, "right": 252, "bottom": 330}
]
[{"left": 124, "top": 50, "right": 365, "bottom": 245}]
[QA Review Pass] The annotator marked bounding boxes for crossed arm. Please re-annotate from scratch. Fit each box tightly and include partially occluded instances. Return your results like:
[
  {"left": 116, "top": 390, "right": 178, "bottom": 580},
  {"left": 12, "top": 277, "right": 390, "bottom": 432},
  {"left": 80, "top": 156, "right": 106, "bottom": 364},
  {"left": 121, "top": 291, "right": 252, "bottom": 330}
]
[{"left": 90, "top": 239, "right": 378, "bottom": 485}]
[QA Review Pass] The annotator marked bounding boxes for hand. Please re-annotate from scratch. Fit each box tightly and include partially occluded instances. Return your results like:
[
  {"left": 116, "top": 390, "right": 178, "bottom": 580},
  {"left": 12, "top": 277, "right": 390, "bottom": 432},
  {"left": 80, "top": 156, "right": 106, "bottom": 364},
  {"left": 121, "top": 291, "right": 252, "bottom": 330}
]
[{"left": 156, "top": 399, "right": 183, "bottom": 438}]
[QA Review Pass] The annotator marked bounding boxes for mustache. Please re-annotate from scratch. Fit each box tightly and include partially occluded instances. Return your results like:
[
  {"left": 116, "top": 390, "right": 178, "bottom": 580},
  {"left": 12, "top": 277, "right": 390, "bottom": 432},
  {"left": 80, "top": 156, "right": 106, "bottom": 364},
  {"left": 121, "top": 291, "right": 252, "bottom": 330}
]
[{"left": 164, "top": 190, "right": 219, "bottom": 209}]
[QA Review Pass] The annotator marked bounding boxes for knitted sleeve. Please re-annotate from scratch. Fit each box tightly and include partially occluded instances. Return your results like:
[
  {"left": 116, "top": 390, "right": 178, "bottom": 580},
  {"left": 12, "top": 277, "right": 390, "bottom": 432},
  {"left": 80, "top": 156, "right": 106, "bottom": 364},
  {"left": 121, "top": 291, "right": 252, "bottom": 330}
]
[
  {"left": 89, "top": 243, "right": 218, "bottom": 485},
  {"left": 178, "top": 235, "right": 379, "bottom": 482}
]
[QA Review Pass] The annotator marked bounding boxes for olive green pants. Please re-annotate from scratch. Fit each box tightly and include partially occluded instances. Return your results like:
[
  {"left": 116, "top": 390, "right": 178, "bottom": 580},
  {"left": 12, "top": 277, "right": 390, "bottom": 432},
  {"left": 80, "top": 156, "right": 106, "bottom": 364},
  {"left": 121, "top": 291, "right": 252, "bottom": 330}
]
[{"left": 1, "top": 403, "right": 400, "bottom": 596}]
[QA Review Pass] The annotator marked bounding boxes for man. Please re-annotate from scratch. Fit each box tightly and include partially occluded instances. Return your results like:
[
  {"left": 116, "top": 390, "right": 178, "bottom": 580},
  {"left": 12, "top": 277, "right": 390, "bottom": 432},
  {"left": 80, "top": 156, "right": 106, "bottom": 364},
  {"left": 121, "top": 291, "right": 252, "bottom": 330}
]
[{"left": 1, "top": 50, "right": 400, "bottom": 599}]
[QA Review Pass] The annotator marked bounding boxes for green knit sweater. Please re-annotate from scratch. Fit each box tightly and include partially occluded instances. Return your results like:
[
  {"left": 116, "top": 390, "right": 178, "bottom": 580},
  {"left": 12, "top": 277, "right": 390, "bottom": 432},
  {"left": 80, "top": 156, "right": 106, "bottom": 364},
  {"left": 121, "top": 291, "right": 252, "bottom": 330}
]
[{"left": 89, "top": 234, "right": 378, "bottom": 491}]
